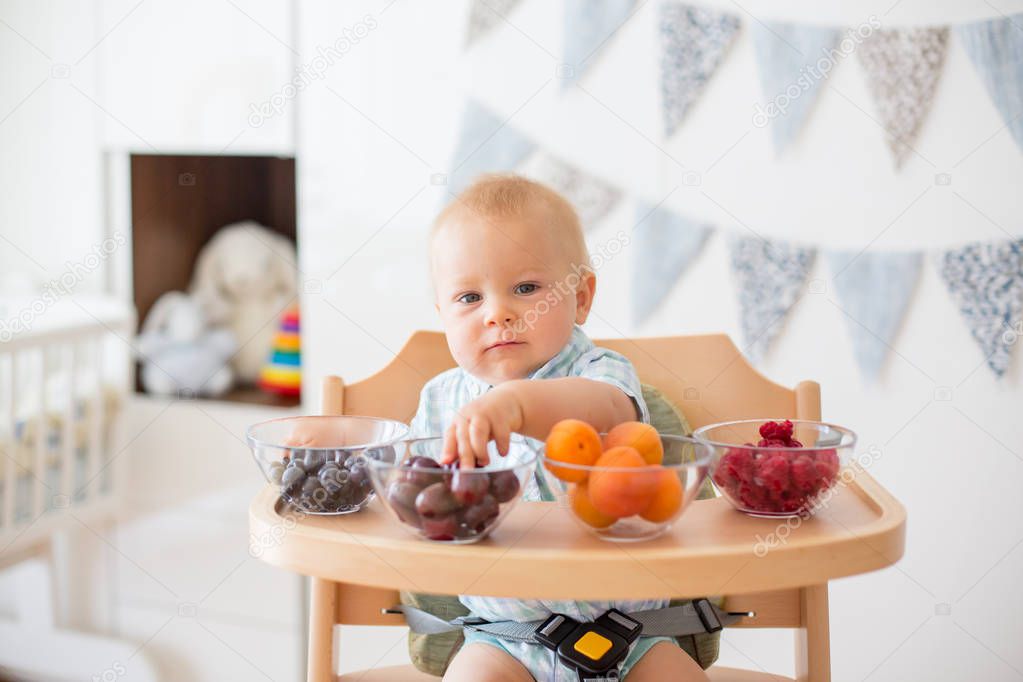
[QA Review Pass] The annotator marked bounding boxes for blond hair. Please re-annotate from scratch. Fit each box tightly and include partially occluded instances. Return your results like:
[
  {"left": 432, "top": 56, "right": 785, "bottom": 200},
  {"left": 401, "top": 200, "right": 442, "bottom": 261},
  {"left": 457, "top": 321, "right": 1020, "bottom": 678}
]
[{"left": 432, "top": 174, "right": 590, "bottom": 270}]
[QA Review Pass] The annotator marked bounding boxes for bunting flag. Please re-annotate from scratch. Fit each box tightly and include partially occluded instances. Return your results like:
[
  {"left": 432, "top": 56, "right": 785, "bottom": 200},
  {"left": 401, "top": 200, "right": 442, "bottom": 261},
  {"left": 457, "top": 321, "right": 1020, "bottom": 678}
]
[
  {"left": 448, "top": 100, "right": 536, "bottom": 193},
  {"left": 518, "top": 152, "right": 623, "bottom": 229},
  {"left": 857, "top": 27, "right": 949, "bottom": 168},
  {"left": 752, "top": 22, "right": 840, "bottom": 153},
  {"left": 561, "top": 0, "right": 636, "bottom": 90},
  {"left": 937, "top": 239, "right": 1023, "bottom": 377},
  {"left": 631, "top": 202, "right": 711, "bottom": 326},
  {"left": 956, "top": 14, "right": 1023, "bottom": 153},
  {"left": 465, "top": 0, "right": 523, "bottom": 48},
  {"left": 659, "top": 2, "right": 741, "bottom": 137},
  {"left": 829, "top": 252, "right": 922, "bottom": 381},
  {"left": 729, "top": 236, "right": 815, "bottom": 360}
]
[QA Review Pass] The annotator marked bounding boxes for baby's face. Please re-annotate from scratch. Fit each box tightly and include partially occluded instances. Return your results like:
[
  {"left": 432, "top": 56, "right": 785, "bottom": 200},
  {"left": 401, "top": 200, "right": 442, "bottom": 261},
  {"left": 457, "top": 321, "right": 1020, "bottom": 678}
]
[{"left": 431, "top": 210, "right": 592, "bottom": 386}]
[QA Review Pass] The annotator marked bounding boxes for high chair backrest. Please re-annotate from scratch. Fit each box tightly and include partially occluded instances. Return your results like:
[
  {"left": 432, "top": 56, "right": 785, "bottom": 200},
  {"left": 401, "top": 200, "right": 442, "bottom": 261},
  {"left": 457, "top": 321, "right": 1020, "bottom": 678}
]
[{"left": 322, "top": 330, "right": 821, "bottom": 633}]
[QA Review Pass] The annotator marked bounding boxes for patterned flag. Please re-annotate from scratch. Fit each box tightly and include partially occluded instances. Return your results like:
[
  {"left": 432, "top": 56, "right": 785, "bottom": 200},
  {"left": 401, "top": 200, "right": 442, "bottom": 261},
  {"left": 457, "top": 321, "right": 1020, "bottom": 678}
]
[
  {"left": 828, "top": 251, "right": 922, "bottom": 381},
  {"left": 957, "top": 13, "right": 1023, "bottom": 153},
  {"left": 659, "top": 2, "right": 741, "bottom": 137},
  {"left": 448, "top": 100, "right": 537, "bottom": 193},
  {"left": 518, "top": 152, "right": 623, "bottom": 229},
  {"left": 561, "top": 0, "right": 636, "bottom": 89},
  {"left": 465, "top": 0, "right": 524, "bottom": 47},
  {"left": 631, "top": 202, "right": 711, "bottom": 326},
  {"left": 752, "top": 22, "right": 840, "bottom": 153},
  {"left": 937, "top": 239, "right": 1023, "bottom": 377},
  {"left": 729, "top": 236, "right": 815, "bottom": 361},
  {"left": 857, "top": 27, "right": 949, "bottom": 168}
]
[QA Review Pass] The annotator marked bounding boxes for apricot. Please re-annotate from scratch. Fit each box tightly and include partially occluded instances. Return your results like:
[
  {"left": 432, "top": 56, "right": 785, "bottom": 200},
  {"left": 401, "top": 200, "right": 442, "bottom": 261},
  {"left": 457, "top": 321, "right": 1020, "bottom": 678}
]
[
  {"left": 588, "top": 446, "right": 659, "bottom": 518},
  {"left": 569, "top": 481, "right": 616, "bottom": 529},
  {"left": 544, "top": 419, "right": 602, "bottom": 483},
  {"left": 640, "top": 467, "right": 684, "bottom": 522},
  {"left": 603, "top": 422, "right": 663, "bottom": 465}
]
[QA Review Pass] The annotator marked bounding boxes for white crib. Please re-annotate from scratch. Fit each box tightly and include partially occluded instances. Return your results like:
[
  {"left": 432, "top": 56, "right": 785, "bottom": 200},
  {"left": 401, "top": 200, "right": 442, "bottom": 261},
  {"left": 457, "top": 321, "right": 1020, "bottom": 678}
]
[
  {"left": 0, "top": 295, "right": 157, "bottom": 680},
  {"left": 0, "top": 296, "right": 133, "bottom": 558}
]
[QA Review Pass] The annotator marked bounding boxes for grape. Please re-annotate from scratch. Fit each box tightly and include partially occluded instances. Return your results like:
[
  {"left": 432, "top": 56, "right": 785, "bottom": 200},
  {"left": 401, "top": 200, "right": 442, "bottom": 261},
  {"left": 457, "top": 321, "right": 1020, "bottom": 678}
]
[
  {"left": 268, "top": 462, "right": 285, "bottom": 485},
  {"left": 450, "top": 469, "right": 490, "bottom": 505},
  {"left": 281, "top": 464, "right": 306, "bottom": 493},
  {"left": 489, "top": 469, "right": 520, "bottom": 503},
  {"left": 421, "top": 514, "right": 458, "bottom": 541},
  {"left": 405, "top": 456, "right": 444, "bottom": 487},
  {"left": 415, "top": 482, "right": 460, "bottom": 519},
  {"left": 461, "top": 494, "right": 499, "bottom": 534},
  {"left": 303, "top": 450, "right": 325, "bottom": 472}
]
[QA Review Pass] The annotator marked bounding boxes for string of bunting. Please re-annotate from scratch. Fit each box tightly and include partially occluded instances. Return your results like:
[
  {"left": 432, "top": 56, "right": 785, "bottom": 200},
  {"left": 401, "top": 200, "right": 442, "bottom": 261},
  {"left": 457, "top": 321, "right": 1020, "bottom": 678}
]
[
  {"left": 464, "top": 2, "right": 1023, "bottom": 165},
  {"left": 447, "top": 99, "right": 1023, "bottom": 380}
]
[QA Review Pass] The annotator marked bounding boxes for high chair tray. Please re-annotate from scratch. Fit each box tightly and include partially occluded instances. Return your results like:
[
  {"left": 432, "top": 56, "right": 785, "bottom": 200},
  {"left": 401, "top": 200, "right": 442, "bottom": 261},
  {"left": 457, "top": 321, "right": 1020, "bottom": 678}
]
[{"left": 250, "top": 469, "right": 905, "bottom": 600}]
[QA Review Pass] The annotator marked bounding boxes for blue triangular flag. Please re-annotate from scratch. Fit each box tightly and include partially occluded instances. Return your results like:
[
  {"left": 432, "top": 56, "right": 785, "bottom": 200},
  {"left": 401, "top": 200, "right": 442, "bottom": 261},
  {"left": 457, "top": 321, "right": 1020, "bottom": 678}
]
[
  {"left": 465, "top": 0, "right": 524, "bottom": 47},
  {"left": 729, "top": 236, "right": 815, "bottom": 361},
  {"left": 828, "top": 251, "right": 922, "bottom": 381},
  {"left": 752, "top": 22, "right": 839, "bottom": 153},
  {"left": 937, "top": 239, "right": 1023, "bottom": 377},
  {"left": 448, "top": 100, "right": 536, "bottom": 193},
  {"left": 957, "top": 14, "right": 1023, "bottom": 153},
  {"left": 631, "top": 203, "right": 711, "bottom": 326},
  {"left": 561, "top": 0, "right": 636, "bottom": 90},
  {"left": 659, "top": 3, "right": 740, "bottom": 137}
]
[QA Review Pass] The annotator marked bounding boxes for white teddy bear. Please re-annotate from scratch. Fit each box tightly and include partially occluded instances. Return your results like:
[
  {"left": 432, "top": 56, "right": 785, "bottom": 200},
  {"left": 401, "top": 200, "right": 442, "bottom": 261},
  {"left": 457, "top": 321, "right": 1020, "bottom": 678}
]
[
  {"left": 189, "top": 221, "right": 298, "bottom": 385},
  {"left": 136, "top": 291, "right": 237, "bottom": 397}
]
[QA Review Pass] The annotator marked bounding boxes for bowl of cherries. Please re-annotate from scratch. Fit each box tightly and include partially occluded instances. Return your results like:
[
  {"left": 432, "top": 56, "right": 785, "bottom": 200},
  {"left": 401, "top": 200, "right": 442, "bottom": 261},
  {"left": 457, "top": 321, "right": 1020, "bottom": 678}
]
[
  {"left": 694, "top": 419, "right": 855, "bottom": 518},
  {"left": 366, "top": 436, "right": 536, "bottom": 543}
]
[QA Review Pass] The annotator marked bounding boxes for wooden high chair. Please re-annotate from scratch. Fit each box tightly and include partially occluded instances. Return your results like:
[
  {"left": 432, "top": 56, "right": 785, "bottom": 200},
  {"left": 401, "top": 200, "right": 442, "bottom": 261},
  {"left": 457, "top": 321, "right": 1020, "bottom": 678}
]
[{"left": 249, "top": 332, "right": 906, "bottom": 682}]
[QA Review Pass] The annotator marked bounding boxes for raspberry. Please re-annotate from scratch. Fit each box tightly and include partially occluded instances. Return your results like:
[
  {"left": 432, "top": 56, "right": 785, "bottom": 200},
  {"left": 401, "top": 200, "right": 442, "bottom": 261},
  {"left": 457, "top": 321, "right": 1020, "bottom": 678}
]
[
  {"left": 737, "top": 481, "right": 770, "bottom": 509},
  {"left": 755, "top": 455, "right": 790, "bottom": 493},
  {"left": 813, "top": 460, "right": 837, "bottom": 486},
  {"left": 757, "top": 438, "right": 790, "bottom": 448},
  {"left": 791, "top": 455, "right": 818, "bottom": 491},
  {"left": 759, "top": 420, "right": 794, "bottom": 442},
  {"left": 713, "top": 448, "right": 755, "bottom": 496},
  {"left": 813, "top": 449, "right": 839, "bottom": 481}
]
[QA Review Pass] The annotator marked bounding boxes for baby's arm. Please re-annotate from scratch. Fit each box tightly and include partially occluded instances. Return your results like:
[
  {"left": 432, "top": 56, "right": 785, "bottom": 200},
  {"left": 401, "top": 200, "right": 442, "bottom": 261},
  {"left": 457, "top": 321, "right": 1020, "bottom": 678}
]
[{"left": 440, "top": 377, "right": 638, "bottom": 467}]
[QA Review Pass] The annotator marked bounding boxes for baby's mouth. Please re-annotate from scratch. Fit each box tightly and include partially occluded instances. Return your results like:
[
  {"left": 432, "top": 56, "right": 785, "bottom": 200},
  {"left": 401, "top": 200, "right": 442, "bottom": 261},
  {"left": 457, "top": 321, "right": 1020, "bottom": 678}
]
[{"left": 485, "top": 340, "right": 523, "bottom": 352}]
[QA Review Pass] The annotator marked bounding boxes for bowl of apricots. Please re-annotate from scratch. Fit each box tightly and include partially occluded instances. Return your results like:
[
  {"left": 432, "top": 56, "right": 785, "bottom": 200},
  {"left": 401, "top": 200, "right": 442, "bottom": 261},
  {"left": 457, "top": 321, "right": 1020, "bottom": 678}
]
[
  {"left": 541, "top": 420, "right": 713, "bottom": 542},
  {"left": 694, "top": 419, "right": 855, "bottom": 518}
]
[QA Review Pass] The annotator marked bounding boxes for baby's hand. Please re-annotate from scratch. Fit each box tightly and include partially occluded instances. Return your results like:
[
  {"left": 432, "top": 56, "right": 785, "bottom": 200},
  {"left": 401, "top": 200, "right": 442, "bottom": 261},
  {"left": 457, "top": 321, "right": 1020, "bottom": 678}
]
[
  {"left": 283, "top": 417, "right": 342, "bottom": 448},
  {"left": 441, "top": 386, "right": 524, "bottom": 469}
]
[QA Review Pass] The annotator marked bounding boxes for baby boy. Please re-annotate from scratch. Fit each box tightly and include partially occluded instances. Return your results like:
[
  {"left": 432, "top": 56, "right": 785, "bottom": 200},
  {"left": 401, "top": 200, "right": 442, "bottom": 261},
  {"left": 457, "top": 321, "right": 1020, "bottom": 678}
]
[{"left": 409, "top": 174, "right": 709, "bottom": 682}]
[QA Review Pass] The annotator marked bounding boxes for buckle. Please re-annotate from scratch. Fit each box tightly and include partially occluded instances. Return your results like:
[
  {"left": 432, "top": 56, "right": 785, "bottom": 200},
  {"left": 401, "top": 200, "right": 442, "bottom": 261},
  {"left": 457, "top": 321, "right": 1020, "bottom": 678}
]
[
  {"left": 693, "top": 598, "right": 723, "bottom": 633},
  {"left": 533, "top": 610, "right": 641, "bottom": 677}
]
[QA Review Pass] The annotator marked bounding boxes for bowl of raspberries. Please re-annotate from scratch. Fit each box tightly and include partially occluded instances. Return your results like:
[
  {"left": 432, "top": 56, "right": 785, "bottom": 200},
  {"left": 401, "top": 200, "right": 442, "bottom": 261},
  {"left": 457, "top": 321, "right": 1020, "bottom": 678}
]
[
  {"left": 366, "top": 436, "right": 535, "bottom": 543},
  {"left": 693, "top": 419, "right": 855, "bottom": 518}
]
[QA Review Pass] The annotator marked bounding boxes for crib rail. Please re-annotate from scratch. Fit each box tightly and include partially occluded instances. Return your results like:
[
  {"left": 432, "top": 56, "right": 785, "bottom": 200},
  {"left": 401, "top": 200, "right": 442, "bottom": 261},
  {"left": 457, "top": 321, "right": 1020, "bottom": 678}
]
[{"left": 0, "top": 310, "right": 135, "bottom": 563}]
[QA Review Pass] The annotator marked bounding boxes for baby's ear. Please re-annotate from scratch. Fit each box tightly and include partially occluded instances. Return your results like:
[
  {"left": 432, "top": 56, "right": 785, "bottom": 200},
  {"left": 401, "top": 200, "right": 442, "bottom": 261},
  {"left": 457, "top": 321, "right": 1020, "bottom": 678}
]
[{"left": 574, "top": 272, "right": 597, "bottom": 324}]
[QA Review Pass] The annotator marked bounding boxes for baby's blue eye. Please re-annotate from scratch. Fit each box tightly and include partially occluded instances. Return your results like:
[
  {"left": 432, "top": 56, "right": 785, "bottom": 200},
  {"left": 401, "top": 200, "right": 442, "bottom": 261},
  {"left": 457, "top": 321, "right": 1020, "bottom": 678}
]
[
  {"left": 457, "top": 292, "right": 481, "bottom": 304},
  {"left": 515, "top": 283, "right": 539, "bottom": 295}
]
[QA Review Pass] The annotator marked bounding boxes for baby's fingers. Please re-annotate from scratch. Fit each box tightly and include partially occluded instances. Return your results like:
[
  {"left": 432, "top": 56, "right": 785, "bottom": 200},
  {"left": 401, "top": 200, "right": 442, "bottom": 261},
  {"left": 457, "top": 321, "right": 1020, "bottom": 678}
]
[
  {"left": 440, "top": 423, "right": 459, "bottom": 464},
  {"left": 456, "top": 422, "right": 476, "bottom": 470},
  {"left": 468, "top": 419, "right": 491, "bottom": 467},
  {"left": 492, "top": 421, "right": 511, "bottom": 458}
]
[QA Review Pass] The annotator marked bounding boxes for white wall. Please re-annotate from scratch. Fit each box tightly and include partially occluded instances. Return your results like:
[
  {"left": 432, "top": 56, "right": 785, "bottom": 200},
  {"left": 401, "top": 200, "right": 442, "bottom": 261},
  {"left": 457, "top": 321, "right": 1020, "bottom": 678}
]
[{"left": 297, "top": 2, "right": 1023, "bottom": 680}]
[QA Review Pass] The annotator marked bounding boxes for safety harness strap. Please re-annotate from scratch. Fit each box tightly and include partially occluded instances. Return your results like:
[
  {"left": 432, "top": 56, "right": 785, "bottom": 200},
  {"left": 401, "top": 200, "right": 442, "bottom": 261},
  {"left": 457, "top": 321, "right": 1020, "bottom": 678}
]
[{"left": 390, "top": 599, "right": 744, "bottom": 644}]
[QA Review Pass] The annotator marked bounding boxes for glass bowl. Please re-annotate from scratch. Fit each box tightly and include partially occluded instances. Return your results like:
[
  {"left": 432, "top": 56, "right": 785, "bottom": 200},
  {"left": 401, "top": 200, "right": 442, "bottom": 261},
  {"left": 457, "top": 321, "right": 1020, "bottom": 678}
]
[
  {"left": 366, "top": 436, "right": 536, "bottom": 544},
  {"left": 247, "top": 415, "right": 409, "bottom": 515},
  {"left": 694, "top": 419, "right": 856, "bottom": 518},
  {"left": 540, "top": 432, "right": 713, "bottom": 542}
]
